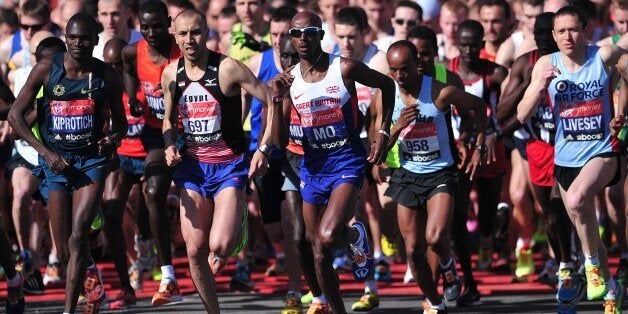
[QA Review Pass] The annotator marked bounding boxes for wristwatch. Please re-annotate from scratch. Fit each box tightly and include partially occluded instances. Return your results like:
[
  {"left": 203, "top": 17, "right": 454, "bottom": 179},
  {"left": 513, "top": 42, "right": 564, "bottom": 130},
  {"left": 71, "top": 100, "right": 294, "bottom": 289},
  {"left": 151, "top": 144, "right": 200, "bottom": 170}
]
[{"left": 258, "top": 144, "right": 272, "bottom": 157}]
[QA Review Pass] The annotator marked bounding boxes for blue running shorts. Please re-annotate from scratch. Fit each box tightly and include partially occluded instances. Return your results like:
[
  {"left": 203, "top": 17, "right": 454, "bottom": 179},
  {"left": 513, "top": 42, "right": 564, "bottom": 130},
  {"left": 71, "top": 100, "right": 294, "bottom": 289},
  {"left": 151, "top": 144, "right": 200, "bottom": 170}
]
[{"left": 173, "top": 155, "right": 249, "bottom": 199}]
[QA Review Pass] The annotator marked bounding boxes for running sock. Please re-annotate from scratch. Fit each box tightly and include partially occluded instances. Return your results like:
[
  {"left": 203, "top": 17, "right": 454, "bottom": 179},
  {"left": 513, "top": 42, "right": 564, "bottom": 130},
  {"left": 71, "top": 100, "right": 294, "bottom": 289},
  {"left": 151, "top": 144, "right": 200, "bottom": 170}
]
[
  {"left": 439, "top": 256, "right": 454, "bottom": 269},
  {"left": 48, "top": 254, "right": 59, "bottom": 265},
  {"left": 161, "top": 265, "right": 175, "bottom": 280},
  {"left": 559, "top": 262, "right": 575, "bottom": 271},
  {"left": 365, "top": 280, "right": 378, "bottom": 294},
  {"left": 7, "top": 273, "right": 20, "bottom": 287},
  {"left": 373, "top": 250, "right": 382, "bottom": 261},
  {"left": 275, "top": 252, "right": 285, "bottom": 260},
  {"left": 516, "top": 237, "right": 531, "bottom": 250},
  {"left": 585, "top": 254, "right": 600, "bottom": 266},
  {"left": 312, "top": 294, "right": 326, "bottom": 304}
]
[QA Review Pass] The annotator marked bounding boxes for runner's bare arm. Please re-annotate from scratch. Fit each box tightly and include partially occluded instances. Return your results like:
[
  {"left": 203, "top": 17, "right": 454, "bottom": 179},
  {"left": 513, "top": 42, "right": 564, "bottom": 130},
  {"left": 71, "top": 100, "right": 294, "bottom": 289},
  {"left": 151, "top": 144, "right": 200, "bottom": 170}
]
[
  {"left": 8, "top": 59, "right": 51, "bottom": 156},
  {"left": 161, "top": 61, "right": 182, "bottom": 167},
  {"left": 101, "top": 67, "right": 128, "bottom": 153},
  {"left": 122, "top": 45, "right": 143, "bottom": 116},
  {"left": 342, "top": 57, "right": 395, "bottom": 164},
  {"left": 517, "top": 55, "right": 554, "bottom": 124}
]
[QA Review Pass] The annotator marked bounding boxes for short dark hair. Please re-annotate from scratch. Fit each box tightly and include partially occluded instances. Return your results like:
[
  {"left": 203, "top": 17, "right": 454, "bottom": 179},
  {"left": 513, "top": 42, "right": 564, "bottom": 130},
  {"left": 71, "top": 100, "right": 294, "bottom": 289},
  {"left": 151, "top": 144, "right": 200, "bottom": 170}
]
[
  {"left": 554, "top": 5, "right": 588, "bottom": 30},
  {"left": 477, "top": 0, "right": 511, "bottom": 20},
  {"left": 0, "top": 8, "right": 18, "bottom": 27},
  {"left": 407, "top": 25, "right": 437, "bottom": 50},
  {"left": 168, "top": 0, "right": 195, "bottom": 10},
  {"left": 395, "top": 0, "right": 423, "bottom": 19},
  {"left": 20, "top": 0, "right": 50, "bottom": 21},
  {"left": 457, "top": 19, "right": 484, "bottom": 38},
  {"left": 35, "top": 36, "right": 66, "bottom": 62},
  {"left": 67, "top": 12, "right": 99, "bottom": 35},
  {"left": 389, "top": 40, "right": 419, "bottom": 63},
  {"left": 139, "top": 0, "right": 169, "bottom": 18},
  {"left": 270, "top": 6, "right": 298, "bottom": 23},
  {"left": 335, "top": 7, "right": 369, "bottom": 32},
  {"left": 220, "top": 5, "right": 236, "bottom": 18}
]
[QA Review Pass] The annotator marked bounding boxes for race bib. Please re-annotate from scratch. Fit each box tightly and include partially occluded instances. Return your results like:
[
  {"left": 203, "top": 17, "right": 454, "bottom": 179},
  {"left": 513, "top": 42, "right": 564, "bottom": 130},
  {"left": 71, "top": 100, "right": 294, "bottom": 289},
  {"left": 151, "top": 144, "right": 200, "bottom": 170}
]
[
  {"left": 559, "top": 99, "right": 604, "bottom": 141},
  {"left": 297, "top": 99, "right": 349, "bottom": 150},
  {"left": 398, "top": 120, "right": 441, "bottom": 162},
  {"left": 142, "top": 81, "right": 164, "bottom": 121},
  {"left": 50, "top": 99, "right": 95, "bottom": 142}
]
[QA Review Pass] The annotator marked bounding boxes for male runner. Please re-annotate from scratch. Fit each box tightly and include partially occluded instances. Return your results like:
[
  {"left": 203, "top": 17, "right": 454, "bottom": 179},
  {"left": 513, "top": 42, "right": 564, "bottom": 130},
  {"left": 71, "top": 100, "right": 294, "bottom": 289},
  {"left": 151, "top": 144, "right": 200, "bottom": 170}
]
[
  {"left": 161, "top": 9, "right": 284, "bottom": 313},
  {"left": 517, "top": 6, "right": 627, "bottom": 312},
  {"left": 450, "top": 19, "right": 509, "bottom": 271},
  {"left": 383, "top": 39, "right": 487, "bottom": 314},
  {"left": 280, "top": 11, "right": 395, "bottom": 314},
  {"left": 8, "top": 12, "right": 127, "bottom": 314},
  {"left": 93, "top": 0, "right": 143, "bottom": 60},
  {"left": 122, "top": 0, "right": 182, "bottom": 305},
  {"left": 477, "top": 0, "right": 511, "bottom": 62},
  {"left": 102, "top": 37, "right": 145, "bottom": 310}
]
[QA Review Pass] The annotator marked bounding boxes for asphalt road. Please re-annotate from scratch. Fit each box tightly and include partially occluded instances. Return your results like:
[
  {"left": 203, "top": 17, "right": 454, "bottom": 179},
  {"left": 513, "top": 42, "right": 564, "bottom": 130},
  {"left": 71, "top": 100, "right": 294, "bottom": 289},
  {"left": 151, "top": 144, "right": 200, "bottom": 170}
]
[{"left": 22, "top": 292, "right": 612, "bottom": 313}]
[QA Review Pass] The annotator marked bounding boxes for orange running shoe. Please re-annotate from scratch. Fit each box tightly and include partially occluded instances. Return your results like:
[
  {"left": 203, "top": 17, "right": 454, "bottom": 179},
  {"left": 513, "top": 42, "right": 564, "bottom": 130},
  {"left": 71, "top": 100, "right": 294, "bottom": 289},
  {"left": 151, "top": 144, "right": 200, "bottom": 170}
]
[
  {"left": 109, "top": 287, "right": 137, "bottom": 310},
  {"left": 83, "top": 267, "right": 105, "bottom": 314},
  {"left": 151, "top": 278, "right": 182, "bottom": 306}
]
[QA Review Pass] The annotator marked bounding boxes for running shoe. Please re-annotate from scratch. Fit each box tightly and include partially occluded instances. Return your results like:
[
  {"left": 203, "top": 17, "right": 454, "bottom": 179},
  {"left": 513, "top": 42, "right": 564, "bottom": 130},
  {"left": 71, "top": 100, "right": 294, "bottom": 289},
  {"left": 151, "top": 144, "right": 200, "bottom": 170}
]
[
  {"left": 301, "top": 291, "right": 313, "bottom": 304},
  {"left": 91, "top": 207, "right": 103, "bottom": 231},
  {"left": 14, "top": 251, "right": 32, "bottom": 274},
  {"left": 83, "top": 267, "right": 105, "bottom": 314},
  {"left": 476, "top": 246, "right": 492, "bottom": 271},
  {"left": 229, "top": 262, "right": 254, "bottom": 291},
  {"left": 441, "top": 257, "right": 461, "bottom": 301},
  {"left": 556, "top": 268, "right": 585, "bottom": 304},
  {"left": 306, "top": 301, "right": 329, "bottom": 314},
  {"left": 265, "top": 257, "right": 286, "bottom": 276},
  {"left": 281, "top": 292, "right": 302, "bottom": 314},
  {"left": 381, "top": 235, "right": 398, "bottom": 257},
  {"left": 374, "top": 259, "right": 392, "bottom": 282},
  {"left": 5, "top": 270, "right": 25, "bottom": 314},
  {"left": 109, "top": 287, "right": 137, "bottom": 310},
  {"left": 128, "top": 263, "right": 143, "bottom": 291},
  {"left": 422, "top": 303, "right": 447, "bottom": 314},
  {"left": 151, "top": 267, "right": 162, "bottom": 281},
  {"left": 351, "top": 291, "right": 379, "bottom": 311},
  {"left": 22, "top": 270, "right": 44, "bottom": 295},
  {"left": 349, "top": 221, "right": 373, "bottom": 281},
  {"left": 616, "top": 258, "right": 628, "bottom": 285},
  {"left": 515, "top": 247, "right": 534, "bottom": 279},
  {"left": 332, "top": 254, "right": 352, "bottom": 272},
  {"left": 134, "top": 235, "right": 156, "bottom": 273},
  {"left": 586, "top": 264, "right": 608, "bottom": 300},
  {"left": 537, "top": 259, "right": 559, "bottom": 287},
  {"left": 43, "top": 263, "right": 64, "bottom": 287},
  {"left": 604, "top": 281, "right": 624, "bottom": 314},
  {"left": 151, "top": 277, "right": 182, "bottom": 306},
  {"left": 456, "top": 286, "right": 481, "bottom": 307}
]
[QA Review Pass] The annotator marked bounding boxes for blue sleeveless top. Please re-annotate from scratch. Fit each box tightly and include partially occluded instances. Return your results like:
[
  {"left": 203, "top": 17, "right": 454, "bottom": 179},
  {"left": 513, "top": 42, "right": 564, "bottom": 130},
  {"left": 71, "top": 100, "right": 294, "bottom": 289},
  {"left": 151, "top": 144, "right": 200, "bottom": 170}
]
[
  {"left": 547, "top": 46, "right": 620, "bottom": 167},
  {"left": 249, "top": 49, "right": 284, "bottom": 159},
  {"left": 39, "top": 53, "right": 108, "bottom": 155},
  {"left": 391, "top": 76, "right": 456, "bottom": 173}
]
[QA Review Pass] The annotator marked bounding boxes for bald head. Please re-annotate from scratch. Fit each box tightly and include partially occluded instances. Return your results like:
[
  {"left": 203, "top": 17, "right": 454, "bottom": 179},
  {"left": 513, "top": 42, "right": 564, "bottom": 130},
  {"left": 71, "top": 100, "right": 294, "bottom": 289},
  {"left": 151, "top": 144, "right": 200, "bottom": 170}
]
[
  {"left": 61, "top": 0, "right": 84, "bottom": 32},
  {"left": 291, "top": 11, "right": 322, "bottom": 28},
  {"left": 30, "top": 30, "right": 53, "bottom": 50},
  {"left": 174, "top": 8, "right": 207, "bottom": 31},
  {"left": 103, "top": 37, "right": 126, "bottom": 72},
  {"left": 544, "top": 0, "right": 570, "bottom": 12}
]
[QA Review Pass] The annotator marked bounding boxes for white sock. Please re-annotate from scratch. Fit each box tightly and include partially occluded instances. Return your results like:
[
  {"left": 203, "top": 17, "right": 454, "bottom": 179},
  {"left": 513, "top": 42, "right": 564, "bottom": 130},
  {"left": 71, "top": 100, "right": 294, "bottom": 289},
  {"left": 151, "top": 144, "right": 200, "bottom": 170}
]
[
  {"left": 48, "top": 254, "right": 59, "bottom": 265},
  {"left": 559, "top": 262, "right": 574, "bottom": 271},
  {"left": 275, "top": 252, "right": 286, "bottom": 260},
  {"left": 312, "top": 294, "right": 326, "bottom": 304},
  {"left": 425, "top": 298, "right": 445, "bottom": 310},
  {"left": 516, "top": 237, "right": 531, "bottom": 250},
  {"left": 161, "top": 265, "right": 175, "bottom": 280},
  {"left": 7, "top": 272, "right": 20, "bottom": 287},
  {"left": 364, "top": 280, "right": 377, "bottom": 293},
  {"left": 585, "top": 254, "right": 600, "bottom": 266},
  {"left": 373, "top": 250, "right": 382, "bottom": 260}
]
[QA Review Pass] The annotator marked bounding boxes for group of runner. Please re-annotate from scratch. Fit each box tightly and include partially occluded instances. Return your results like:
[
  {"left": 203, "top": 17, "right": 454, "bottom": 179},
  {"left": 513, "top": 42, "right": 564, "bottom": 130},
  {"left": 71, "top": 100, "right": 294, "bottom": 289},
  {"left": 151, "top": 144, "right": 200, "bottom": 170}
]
[{"left": 2, "top": 0, "right": 628, "bottom": 314}]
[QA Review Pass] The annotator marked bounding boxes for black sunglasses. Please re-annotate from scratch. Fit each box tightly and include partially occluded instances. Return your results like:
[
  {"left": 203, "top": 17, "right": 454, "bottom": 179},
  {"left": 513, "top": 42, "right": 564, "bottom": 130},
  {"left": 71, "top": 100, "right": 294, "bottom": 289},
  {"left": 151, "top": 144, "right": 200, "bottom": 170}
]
[
  {"left": 393, "top": 18, "right": 417, "bottom": 27},
  {"left": 20, "top": 21, "right": 47, "bottom": 32},
  {"left": 288, "top": 26, "right": 321, "bottom": 38}
]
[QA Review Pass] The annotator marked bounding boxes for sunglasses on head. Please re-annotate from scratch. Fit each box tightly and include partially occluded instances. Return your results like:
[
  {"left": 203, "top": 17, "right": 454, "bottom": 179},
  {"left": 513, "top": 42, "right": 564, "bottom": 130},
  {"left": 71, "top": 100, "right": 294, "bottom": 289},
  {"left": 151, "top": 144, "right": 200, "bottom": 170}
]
[
  {"left": 20, "top": 21, "right": 47, "bottom": 32},
  {"left": 393, "top": 18, "right": 417, "bottom": 27},
  {"left": 288, "top": 26, "right": 321, "bottom": 38}
]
